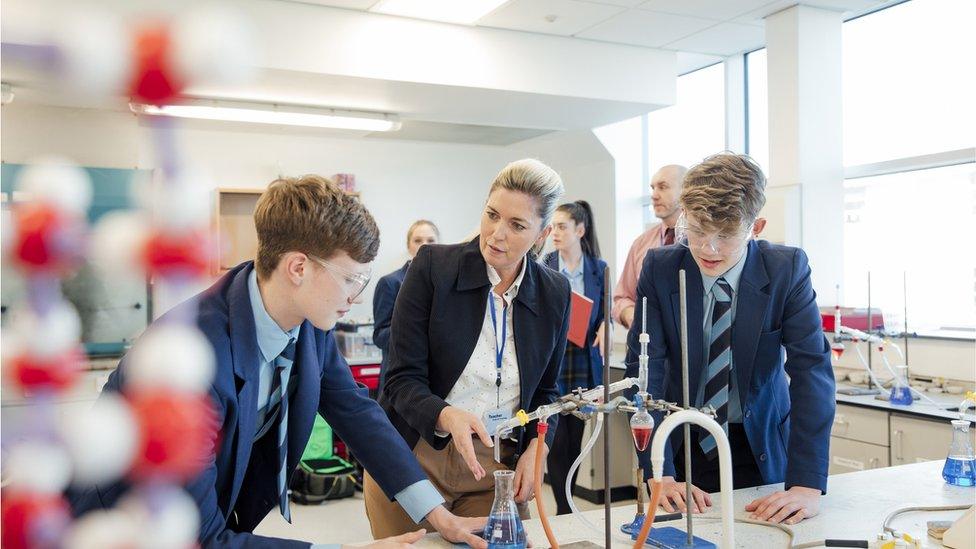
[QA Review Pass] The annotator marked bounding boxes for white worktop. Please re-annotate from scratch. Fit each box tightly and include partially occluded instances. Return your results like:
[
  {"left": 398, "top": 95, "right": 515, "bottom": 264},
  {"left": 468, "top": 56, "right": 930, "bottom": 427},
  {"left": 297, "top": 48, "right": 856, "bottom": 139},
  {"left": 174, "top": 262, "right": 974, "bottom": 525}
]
[{"left": 411, "top": 461, "right": 974, "bottom": 548}]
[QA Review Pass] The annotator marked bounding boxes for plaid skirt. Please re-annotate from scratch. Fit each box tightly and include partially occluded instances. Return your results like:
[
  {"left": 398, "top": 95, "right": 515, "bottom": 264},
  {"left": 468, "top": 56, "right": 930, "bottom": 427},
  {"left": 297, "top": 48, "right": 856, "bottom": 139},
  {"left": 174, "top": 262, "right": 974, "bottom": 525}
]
[{"left": 557, "top": 343, "right": 596, "bottom": 396}]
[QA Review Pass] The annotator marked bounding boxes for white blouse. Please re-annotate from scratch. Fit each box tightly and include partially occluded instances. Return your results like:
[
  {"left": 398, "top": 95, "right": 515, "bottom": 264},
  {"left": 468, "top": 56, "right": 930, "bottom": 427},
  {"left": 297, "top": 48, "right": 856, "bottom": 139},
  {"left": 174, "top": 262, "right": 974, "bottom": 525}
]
[{"left": 442, "top": 259, "right": 526, "bottom": 422}]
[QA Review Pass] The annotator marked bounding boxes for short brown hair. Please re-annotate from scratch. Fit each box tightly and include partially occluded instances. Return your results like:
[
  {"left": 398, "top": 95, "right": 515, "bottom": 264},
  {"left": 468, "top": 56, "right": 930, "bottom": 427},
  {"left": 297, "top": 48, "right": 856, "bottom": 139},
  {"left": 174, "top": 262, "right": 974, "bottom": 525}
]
[
  {"left": 680, "top": 153, "right": 766, "bottom": 232},
  {"left": 253, "top": 175, "right": 379, "bottom": 279}
]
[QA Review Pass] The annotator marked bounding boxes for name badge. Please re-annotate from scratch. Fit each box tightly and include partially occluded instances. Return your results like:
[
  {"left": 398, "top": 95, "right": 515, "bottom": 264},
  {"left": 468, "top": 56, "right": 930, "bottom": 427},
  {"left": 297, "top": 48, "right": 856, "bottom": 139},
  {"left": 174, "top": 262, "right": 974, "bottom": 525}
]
[{"left": 482, "top": 408, "right": 510, "bottom": 436}]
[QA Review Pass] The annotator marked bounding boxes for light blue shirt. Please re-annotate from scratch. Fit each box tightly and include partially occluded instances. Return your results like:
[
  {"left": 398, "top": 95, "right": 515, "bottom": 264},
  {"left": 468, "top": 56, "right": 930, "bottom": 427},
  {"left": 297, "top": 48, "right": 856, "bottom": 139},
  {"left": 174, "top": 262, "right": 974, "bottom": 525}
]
[
  {"left": 695, "top": 248, "right": 748, "bottom": 423},
  {"left": 557, "top": 253, "right": 586, "bottom": 295},
  {"left": 248, "top": 271, "right": 444, "bottom": 547}
]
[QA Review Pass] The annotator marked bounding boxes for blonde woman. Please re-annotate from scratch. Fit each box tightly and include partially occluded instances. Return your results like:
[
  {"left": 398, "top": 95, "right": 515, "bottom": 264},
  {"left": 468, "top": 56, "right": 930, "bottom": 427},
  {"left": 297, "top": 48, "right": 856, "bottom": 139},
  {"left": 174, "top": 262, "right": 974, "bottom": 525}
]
[
  {"left": 373, "top": 220, "right": 440, "bottom": 391},
  {"left": 365, "top": 159, "right": 572, "bottom": 537}
]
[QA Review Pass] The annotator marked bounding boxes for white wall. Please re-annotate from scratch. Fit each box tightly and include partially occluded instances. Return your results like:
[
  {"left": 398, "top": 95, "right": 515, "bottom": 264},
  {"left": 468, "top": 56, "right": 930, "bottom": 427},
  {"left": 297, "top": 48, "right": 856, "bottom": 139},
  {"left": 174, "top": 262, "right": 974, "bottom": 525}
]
[{"left": 0, "top": 103, "right": 523, "bottom": 320}]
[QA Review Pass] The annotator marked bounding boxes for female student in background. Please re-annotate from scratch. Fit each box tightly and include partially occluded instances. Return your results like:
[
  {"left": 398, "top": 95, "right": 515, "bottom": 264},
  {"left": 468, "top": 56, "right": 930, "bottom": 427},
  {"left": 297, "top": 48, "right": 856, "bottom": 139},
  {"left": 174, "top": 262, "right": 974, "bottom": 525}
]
[
  {"left": 365, "top": 159, "right": 572, "bottom": 538},
  {"left": 373, "top": 219, "right": 440, "bottom": 390},
  {"left": 542, "top": 200, "right": 607, "bottom": 515}
]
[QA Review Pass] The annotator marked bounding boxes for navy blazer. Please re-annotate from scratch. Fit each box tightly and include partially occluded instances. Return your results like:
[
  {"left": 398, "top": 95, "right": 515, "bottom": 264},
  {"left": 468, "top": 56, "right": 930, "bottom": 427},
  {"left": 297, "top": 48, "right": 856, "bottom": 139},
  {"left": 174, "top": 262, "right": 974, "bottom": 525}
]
[
  {"left": 542, "top": 251, "right": 607, "bottom": 386},
  {"left": 380, "top": 238, "right": 572, "bottom": 455},
  {"left": 625, "top": 240, "right": 835, "bottom": 493},
  {"left": 373, "top": 261, "right": 410, "bottom": 389},
  {"left": 69, "top": 262, "right": 430, "bottom": 548}
]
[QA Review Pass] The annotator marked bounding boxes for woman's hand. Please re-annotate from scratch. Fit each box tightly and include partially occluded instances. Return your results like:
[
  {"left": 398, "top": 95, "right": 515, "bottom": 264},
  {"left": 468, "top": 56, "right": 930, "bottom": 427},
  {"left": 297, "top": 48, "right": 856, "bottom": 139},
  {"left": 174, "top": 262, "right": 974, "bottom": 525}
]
[
  {"left": 513, "top": 438, "right": 548, "bottom": 503},
  {"left": 436, "top": 406, "right": 494, "bottom": 480}
]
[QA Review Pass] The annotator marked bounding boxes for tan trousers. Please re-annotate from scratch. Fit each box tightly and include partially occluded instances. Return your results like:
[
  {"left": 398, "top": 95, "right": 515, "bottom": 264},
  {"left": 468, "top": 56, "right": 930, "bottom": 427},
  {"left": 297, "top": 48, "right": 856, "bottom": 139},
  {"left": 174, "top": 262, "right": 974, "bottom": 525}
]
[{"left": 363, "top": 437, "right": 529, "bottom": 539}]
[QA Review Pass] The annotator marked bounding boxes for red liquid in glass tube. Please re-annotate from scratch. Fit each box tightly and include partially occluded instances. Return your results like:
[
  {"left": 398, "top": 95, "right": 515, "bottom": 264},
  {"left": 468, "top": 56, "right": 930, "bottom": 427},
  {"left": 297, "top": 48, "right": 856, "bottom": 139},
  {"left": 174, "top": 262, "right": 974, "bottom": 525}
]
[
  {"left": 632, "top": 426, "right": 653, "bottom": 452},
  {"left": 831, "top": 347, "right": 844, "bottom": 361}
]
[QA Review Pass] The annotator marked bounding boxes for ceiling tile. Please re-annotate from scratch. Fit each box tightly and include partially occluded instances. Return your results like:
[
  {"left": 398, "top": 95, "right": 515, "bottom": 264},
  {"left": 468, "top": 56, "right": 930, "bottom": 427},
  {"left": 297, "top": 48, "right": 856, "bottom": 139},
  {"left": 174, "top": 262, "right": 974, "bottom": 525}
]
[
  {"left": 800, "top": 0, "right": 880, "bottom": 12},
  {"left": 478, "top": 0, "right": 625, "bottom": 36},
  {"left": 286, "top": 0, "right": 379, "bottom": 10},
  {"left": 666, "top": 21, "right": 765, "bottom": 55},
  {"left": 733, "top": 0, "right": 795, "bottom": 25},
  {"left": 675, "top": 51, "right": 724, "bottom": 74},
  {"left": 638, "top": 0, "right": 777, "bottom": 22},
  {"left": 576, "top": 9, "right": 718, "bottom": 48}
]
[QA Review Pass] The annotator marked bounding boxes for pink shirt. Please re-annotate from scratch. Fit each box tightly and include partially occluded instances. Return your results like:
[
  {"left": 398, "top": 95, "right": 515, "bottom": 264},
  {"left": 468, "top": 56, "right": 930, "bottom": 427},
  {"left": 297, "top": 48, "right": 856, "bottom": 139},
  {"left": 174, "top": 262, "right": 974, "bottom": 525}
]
[{"left": 612, "top": 223, "right": 673, "bottom": 324}]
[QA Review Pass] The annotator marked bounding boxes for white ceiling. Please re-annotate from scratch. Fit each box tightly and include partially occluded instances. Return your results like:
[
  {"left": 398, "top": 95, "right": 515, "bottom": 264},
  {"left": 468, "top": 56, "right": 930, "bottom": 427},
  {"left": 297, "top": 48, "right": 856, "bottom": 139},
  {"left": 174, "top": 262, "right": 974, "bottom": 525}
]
[{"left": 292, "top": 0, "right": 892, "bottom": 69}]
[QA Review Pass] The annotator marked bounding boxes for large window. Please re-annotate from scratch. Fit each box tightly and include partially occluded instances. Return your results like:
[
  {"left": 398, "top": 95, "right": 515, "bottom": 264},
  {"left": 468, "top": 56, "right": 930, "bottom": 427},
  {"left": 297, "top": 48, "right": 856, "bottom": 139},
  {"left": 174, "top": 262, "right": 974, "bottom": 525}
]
[
  {"left": 843, "top": 0, "right": 975, "bottom": 166},
  {"left": 744, "top": 0, "right": 975, "bottom": 334},
  {"left": 645, "top": 63, "right": 726, "bottom": 226}
]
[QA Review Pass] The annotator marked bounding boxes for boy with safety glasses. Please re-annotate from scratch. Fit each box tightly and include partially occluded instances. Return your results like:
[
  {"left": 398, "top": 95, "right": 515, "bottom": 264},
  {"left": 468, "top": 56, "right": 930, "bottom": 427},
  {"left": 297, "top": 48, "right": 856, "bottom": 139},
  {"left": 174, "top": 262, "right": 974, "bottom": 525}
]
[
  {"left": 71, "top": 176, "right": 487, "bottom": 548},
  {"left": 625, "top": 153, "right": 835, "bottom": 526}
]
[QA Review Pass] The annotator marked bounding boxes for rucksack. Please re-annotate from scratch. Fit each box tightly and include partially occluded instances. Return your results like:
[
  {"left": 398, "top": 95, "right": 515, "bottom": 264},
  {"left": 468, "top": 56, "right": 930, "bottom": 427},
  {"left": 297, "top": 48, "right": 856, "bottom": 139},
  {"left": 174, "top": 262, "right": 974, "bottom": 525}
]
[{"left": 289, "top": 414, "right": 358, "bottom": 504}]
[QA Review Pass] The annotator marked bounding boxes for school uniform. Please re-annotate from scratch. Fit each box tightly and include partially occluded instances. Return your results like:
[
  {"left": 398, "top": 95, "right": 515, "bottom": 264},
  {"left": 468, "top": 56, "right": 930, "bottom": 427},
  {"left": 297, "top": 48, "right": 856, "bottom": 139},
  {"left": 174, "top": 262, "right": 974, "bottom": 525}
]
[
  {"left": 373, "top": 261, "right": 410, "bottom": 391},
  {"left": 625, "top": 240, "right": 835, "bottom": 494},
  {"left": 363, "top": 238, "right": 572, "bottom": 538},
  {"left": 541, "top": 250, "right": 607, "bottom": 514},
  {"left": 69, "top": 262, "right": 444, "bottom": 548}
]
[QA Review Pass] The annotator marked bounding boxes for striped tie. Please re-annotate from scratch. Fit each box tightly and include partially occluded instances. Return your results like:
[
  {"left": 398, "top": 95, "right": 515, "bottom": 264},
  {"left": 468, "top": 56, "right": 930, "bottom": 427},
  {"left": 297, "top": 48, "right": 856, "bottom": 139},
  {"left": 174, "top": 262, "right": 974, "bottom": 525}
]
[
  {"left": 274, "top": 339, "right": 296, "bottom": 522},
  {"left": 700, "top": 278, "right": 732, "bottom": 459}
]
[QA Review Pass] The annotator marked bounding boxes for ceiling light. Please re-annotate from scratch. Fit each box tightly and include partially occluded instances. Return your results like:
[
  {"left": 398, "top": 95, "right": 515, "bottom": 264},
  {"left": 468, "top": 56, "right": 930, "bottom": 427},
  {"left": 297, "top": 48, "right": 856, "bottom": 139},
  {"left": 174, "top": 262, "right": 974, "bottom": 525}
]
[
  {"left": 370, "top": 0, "right": 509, "bottom": 25},
  {"left": 129, "top": 99, "right": 401, "bottom": 132}
]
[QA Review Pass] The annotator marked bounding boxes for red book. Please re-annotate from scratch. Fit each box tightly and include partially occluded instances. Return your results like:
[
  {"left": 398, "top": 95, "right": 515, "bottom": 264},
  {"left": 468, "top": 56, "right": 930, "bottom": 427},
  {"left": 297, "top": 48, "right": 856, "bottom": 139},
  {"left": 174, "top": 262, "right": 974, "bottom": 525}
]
[{"left": 568, "top": 291, "right": 594, "bottom": 348}]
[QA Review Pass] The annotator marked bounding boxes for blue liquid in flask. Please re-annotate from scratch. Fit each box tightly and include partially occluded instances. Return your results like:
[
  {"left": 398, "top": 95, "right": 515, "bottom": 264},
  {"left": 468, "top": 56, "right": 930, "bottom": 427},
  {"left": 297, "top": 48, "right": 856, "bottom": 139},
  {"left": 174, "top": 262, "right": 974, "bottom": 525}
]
[
  {"left": 485, "top": 470, "right": 526, "bottom": 549},
  {"left": 889, "top": 385, "right": 913, "bottom": 405},
  {"left": 484, "top": 513, "right": 526, "bottom": 549},
  {"left": 943, "top": 456, "right": 976, "bottom": 487}
]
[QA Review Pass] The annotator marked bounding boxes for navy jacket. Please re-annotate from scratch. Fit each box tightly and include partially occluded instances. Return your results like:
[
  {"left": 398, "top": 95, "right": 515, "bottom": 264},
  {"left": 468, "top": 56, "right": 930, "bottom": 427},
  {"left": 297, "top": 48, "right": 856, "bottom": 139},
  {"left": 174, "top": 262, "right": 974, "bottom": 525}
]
[
  {"left": 542, "top": 251, "right": 607, "bottom": 387},
  {"left": 380, "top": 238, "right": 572, "bottom": 455},
  {"left": 373, "top": 261, "right": 409, "bottom": 390},
  {"left": 69, "top": 262, "right": 430, "bottom": 548},
  {"left": 625, "top": 240, "right": 835, "bottom": 493}
]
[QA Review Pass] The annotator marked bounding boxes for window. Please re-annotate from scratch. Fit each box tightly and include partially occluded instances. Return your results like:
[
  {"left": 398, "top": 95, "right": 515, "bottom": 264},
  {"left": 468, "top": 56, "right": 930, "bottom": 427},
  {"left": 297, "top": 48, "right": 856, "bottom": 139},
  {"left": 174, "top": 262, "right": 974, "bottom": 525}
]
[
  {"left": 745, "top": 48, "right": 767, "bottom": 174},
  {"left": 843, "top": 0, "right": 975, "bottom": 166},
  {"left": 744, "top": 0, "right": 976, "bottom": 333},
  {"left": 645, "top": 63, "right": 726, "bottom": 226},
  {"left": 843, "top": 163, "right": 975, "bottom": 334}
]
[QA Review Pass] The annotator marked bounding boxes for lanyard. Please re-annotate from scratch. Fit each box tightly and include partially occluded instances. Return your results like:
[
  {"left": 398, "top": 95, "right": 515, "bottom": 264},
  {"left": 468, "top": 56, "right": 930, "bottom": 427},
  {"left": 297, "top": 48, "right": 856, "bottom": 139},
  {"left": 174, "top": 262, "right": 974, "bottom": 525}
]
[{"left": 488, "top": 290, "right": 507, "bottom": 407}]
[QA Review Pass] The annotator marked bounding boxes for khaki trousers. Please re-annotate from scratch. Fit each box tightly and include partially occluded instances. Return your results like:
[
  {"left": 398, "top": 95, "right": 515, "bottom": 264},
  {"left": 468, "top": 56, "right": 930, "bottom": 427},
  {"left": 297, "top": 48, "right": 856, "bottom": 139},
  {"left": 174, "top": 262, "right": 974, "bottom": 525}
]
[{"left": 363, "top": 437, "right": 529, "bottom": 539}]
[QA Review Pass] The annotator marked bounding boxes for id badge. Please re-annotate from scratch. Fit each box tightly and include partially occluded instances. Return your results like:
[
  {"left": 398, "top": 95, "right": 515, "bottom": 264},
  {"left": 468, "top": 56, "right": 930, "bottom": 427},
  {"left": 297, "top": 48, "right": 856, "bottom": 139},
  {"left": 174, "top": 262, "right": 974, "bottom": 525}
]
[{"left": 482, "top": 408, "right": 510, "bottom": 435}]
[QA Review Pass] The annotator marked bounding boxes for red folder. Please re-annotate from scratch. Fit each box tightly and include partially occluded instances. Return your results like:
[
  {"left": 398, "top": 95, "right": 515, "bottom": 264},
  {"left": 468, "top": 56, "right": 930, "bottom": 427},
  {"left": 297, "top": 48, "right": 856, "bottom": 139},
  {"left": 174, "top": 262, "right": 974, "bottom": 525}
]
[{"left": 568, "top": 291, "right": 594, "bottom": 348}]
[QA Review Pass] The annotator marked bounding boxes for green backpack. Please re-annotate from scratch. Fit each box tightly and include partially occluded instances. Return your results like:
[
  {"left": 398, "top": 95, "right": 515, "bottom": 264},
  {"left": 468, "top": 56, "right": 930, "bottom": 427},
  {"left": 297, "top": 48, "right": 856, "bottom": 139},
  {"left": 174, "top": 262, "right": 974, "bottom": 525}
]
[{"left": 289, "top": 414, "right": 358, "bottom": 504}]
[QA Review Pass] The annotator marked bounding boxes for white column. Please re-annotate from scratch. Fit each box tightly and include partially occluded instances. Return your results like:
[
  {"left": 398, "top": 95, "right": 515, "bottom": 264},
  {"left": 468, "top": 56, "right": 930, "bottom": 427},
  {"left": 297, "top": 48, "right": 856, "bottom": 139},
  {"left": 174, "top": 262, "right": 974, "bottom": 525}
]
[
  {"left": 725, "top": 54, "right": 746, "bottom": 154},
  {"left": 766, "top": 5, "right": 844, "bottom": 302}
]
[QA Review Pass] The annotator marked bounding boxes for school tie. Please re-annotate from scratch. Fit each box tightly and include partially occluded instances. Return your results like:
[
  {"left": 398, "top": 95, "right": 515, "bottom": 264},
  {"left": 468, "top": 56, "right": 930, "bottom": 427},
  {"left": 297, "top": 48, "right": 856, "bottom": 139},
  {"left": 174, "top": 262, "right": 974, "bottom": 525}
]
[
  {"left": 700, "top": 278, "right": 732, "bottom": 460},
  {"left": 663, "top": 227, "right": 675, "bottom": 246},
  {"left": 273, "top": 339, "right": 296, "bottom": 522}
]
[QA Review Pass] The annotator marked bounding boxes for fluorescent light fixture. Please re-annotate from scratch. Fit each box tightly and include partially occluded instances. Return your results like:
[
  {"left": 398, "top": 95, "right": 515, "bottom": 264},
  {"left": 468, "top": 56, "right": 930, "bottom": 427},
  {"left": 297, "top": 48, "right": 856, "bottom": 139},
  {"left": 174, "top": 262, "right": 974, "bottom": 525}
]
[
  {"left": 370, "top": 0, "right": 509, "bottom": 25},
  {"left": 129, "top": 99, "right": 401, "bottom": 132}
]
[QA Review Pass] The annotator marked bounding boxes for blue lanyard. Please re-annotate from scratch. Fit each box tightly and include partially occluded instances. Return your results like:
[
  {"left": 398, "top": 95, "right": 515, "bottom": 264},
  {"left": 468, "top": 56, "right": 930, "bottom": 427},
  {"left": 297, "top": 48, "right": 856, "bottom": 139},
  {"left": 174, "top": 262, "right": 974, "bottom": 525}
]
[{"left": 488, "top": 291, "right": 507, "bottom": 406}]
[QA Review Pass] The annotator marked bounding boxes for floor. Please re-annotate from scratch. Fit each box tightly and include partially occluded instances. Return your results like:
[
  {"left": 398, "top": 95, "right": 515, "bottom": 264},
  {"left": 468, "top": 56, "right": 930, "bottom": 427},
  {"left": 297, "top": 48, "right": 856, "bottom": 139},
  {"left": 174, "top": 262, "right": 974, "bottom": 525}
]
[{"left": 255, "top": 481, "right": 634, "bottom": 545}]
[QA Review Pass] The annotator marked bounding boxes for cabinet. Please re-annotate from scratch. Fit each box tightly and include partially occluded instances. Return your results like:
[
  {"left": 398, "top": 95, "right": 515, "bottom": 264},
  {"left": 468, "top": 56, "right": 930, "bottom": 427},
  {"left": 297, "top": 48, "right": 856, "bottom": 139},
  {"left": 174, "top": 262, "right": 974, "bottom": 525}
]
[
  {"left": 829, "top": 404, "right": 890, "bottom": 475},
  {"left": 889, "top": 414, "right": 963, "bottom": 465}
]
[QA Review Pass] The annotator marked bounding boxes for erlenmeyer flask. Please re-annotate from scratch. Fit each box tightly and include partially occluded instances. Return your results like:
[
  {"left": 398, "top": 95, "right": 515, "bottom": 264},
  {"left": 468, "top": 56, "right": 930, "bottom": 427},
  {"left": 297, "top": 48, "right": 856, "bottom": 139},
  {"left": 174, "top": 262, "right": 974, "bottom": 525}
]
[
  {"left": 889, "top": 365, "right": 913, "bottom": 405},
  {"left": 942, "top": 420, "right": 976, "bottom": 487},
  {"left": 630, "top": 409, "right": 654, "bottom": 452},
  {"left": 484, "top": 470, "right": 526, "bottom": 549}
]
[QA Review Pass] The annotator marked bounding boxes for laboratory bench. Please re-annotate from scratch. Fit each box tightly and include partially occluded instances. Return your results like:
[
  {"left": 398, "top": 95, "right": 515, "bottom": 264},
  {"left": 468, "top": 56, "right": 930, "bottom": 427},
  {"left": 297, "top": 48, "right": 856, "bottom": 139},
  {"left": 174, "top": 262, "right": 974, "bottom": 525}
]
[{"left": 410, "top": 460, "right": 975, "bottom": 548}]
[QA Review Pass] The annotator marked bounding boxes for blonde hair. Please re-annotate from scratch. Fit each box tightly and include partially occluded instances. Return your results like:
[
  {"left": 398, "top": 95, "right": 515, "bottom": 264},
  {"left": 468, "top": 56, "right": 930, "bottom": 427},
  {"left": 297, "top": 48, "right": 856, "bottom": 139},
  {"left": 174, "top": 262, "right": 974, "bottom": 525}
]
[
  {"left": 406, "top": 219, "right": 440, "bottom": 247},
  {"left": 488, "top": 159, "right": 564, "bottom": 257},
  {"left": 254, "top": 175, "right": 379, "bottom": 280},
  {"left": 680, "top": 153, "right": 766, "bottom": 233}
]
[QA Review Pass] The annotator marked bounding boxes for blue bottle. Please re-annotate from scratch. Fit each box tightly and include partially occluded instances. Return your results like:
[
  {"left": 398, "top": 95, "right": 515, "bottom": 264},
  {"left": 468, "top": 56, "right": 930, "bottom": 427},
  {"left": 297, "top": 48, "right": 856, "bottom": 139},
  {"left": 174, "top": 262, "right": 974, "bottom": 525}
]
[
  {"left": 942, "top": 420, "right": 976, "bottom": 487},
  {"left": 484, "top": 470, "right": 526, "bottom": 549}
]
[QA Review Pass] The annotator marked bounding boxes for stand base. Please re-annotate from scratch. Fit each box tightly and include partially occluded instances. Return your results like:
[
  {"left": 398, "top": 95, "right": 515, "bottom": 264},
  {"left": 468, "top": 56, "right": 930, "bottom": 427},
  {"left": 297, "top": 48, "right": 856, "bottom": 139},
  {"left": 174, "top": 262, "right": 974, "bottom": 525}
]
[{"left": 630, "top": 526, "right": 716, "bottom": 549}]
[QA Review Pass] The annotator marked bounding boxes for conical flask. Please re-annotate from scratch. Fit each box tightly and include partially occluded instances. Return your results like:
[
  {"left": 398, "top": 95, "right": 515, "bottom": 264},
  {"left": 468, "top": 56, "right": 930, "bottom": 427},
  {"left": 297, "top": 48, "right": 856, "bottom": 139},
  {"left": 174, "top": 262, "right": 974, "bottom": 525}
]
[
  {"left": 484, "top": 470, "right": 526, "bottom": 549},
  {"left": 889, "top": 365, "right": 913, "bottom": 405},
  {"left": 942, "top": 420, "right": 976, "bottom": 487}
]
